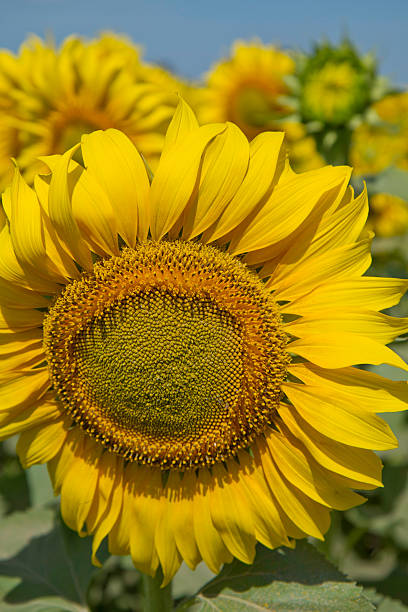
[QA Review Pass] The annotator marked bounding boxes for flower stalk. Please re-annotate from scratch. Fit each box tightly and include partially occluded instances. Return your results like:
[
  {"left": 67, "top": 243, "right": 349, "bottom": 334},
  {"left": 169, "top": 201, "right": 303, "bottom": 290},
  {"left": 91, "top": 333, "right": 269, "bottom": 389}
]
[{"left": 142, "top": 571, "right": 173, "bottom": 612}]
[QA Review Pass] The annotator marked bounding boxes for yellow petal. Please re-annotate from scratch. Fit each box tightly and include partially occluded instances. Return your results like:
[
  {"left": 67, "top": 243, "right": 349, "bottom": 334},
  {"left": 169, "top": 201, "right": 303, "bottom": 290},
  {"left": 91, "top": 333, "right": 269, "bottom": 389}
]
[
  {"left": 208, "top": 463, "right": 256, "bottom": 564},
  {"left": 289, "top": 332, "right": 408, "bottom": 371},
  {"left": 91, "top": 456, "right": 124, "bottom": 566},
  {"left": 155, "top": 494, "right": 183, "bottom": 586},
  {"left": 0, "top": 341, "right": 44, "bottom": 374},
  {"left": 289, "top": 363, "right": 408, "bottom": 413},
  {"left": 126, "top": 465, "right": 161, "bottom": 577},
  {"left": 70, "top": 161, "right": 119, "bottom": 257},
  {"left": 0, "top": 306, "right": 44, "bottom": 331},
  {"left": 0, "top": 394, "right": 62, "bottom": 440},
  {"left": 81, "top": 129, "right": 150, "bottom": 246},
  {"left": 48, "top": 144, "right": 92, "bottom": 270},
  {"left": 163, "top": 98, "right": 199, "bottom": 150},
  {"left": 47, "top": 428, "right": 84, "bottom": 494},
  {"left": 0, "top": 369, "right": 50, "bottom": 413},
  {"left": 0, "top": 223, "right": 56, "bottom": 297},
  {"left": 0, "top": 277, "right": 49, "bottom": 309},
  {"left": 260, "top": 186, "right": 367, "bottom": 279},
  {"left": 34, "top": 174, "right": 81, "bottom": 281},
  {"left": 283, "top": 382, "right": 398, "bottom": 450},
  {"left": 0, "top": 328, "right": 42, "bottom": 352},
  {"left": 86, "top": 452, "right": 120, "bottom": 533},
  {"left": 255, "top": 436, "right": 330, "bottom": 539},
  {"left": 149, "top": 123, "right": 226, "bottom": 240},
  {"left": 285, "top": 310, "right": 408, "bottom": 345},
  {"left": 282, "top": 277, "right": 408, "bottom": 316},
  {"left": 9, "top": 170, "right": 61, "bottom": 291},
  {"left": 230, "top": 165, "right": 351, "bottom": 254},
  {"left": 108, "top": 507, "right": 130, "bottom": 556},
  {"left": 270, "top": 235, "right": 372, "bottom": 299},
  {"left": 182, "top": 123, "right": 249, "bottom": 239},
  {"left": 274, "top": 508, "right": 308, "bottom": 540},
  {"left": 265, "top": 428, "right": 365, "bottom": 510},
  {"left": 0, "top": 222, "right": 32, "bottom": 290},
  {"left": 278, "top": 402, "right": 382, "bottom": 487},
  {"left": 0, "top": 200, "right": 7, "bottom": 231},
  {"left": 193, "top": 470, "right": 233, "bottom": 574},
  {"left": 60, "top": 437, "right": 102, "bottom": 534},
  {"left": 165, "top": 470, "right": 201, "bottom": 571},
  {"left": 203, "top": 132, "right": 286, "bottom": 243},
  {"left": 232, "top": 451, "right": 290, "bottom": 549},
  {"left": 17, "top": 417, "right": 67, "bottom": 468}
]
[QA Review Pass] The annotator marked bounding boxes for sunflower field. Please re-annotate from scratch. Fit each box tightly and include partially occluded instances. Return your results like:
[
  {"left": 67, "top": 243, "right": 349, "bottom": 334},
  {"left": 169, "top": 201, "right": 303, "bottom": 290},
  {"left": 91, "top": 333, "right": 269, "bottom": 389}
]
[{"left": 0, "top": 28, "right": 408, "bottom": 612}]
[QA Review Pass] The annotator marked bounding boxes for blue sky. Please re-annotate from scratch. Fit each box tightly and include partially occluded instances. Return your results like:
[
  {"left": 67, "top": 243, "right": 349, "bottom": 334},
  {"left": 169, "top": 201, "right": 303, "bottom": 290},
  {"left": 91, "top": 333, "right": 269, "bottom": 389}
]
[{"left": 3, "top": 0, "right": 407, "bottom": 85}]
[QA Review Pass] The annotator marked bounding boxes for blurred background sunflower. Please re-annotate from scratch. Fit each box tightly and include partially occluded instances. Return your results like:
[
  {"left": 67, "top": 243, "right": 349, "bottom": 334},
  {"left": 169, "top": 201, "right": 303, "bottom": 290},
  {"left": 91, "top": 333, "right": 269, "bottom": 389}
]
[
  {"left": 0, "top": 33, "right": 187, "bottom": 189},
  {"left": 1, "top": 1, "right": 408, "bottom": 611}
]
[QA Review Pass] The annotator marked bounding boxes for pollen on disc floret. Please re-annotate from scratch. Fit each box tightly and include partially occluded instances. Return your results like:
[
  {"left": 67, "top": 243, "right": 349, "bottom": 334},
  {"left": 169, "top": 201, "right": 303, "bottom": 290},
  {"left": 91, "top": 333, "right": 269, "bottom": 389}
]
[{"left": 43, "top": 240, "right": 289, "bottom": 470}]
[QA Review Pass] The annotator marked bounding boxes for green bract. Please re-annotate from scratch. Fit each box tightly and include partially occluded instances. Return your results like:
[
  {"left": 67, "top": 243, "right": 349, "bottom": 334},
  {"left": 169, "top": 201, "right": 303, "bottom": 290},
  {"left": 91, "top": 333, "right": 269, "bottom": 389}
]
[{"left": 298, "top": 40, "right": 377, "bottom": 126}]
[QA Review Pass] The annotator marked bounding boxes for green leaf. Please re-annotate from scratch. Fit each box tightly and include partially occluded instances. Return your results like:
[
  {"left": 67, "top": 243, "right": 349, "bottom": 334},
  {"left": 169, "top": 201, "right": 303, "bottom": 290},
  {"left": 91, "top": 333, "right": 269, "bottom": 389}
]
[
  {"left": 346, "top": 464, "right": 408, "bottom": 549},
  {"left": 365, "top": 588, "right": 408, "bottom": 611},
  {"left": 367, "top": 166, "right": 408, "bottom": 200},
  {"left": 178, "top": 541, "right": 374, "bottom": 611},
  {"left": 0, "top": 598, "right": 86, "bottom": 611},
  {"left": 376, "top": 599, "right": 408, "bottom": 612},
  {"left": 0, "top": 442, "right": 30, "bottom": 516},
  {"left": 0, "top": 505, "right": 102, "bottom": 611},
  {"left": 25, "top": 465, "right": 55, "bottom": 508},
  {"left": 173, "top": 563, "right": 215, "bottom": 600}
]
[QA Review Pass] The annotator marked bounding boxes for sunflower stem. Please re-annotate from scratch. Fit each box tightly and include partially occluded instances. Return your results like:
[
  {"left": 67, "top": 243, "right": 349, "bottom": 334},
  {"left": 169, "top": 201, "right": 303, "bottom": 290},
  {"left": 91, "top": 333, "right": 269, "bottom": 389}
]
[{"left": 142, "top": 570, "right": 173, "bottom": 612}]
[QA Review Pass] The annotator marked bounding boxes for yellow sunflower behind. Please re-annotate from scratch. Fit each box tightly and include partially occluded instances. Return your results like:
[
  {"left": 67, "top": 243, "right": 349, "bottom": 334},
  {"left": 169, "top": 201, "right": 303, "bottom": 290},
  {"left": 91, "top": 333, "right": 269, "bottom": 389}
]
[
  {"left": 0, "top": 33, "right": 182, "bottom": 189},
  {"left": 195, "top": 40, "right": 324, "bottom": 171},
  {"left": 351, "top": 91, "right": 408, "bottom": 176},
  {"left": 367, "top": 193, "right": 408, "bottom": 237},
  {"left": 1, "top": 100, "right": 407, "bottom": 585}
]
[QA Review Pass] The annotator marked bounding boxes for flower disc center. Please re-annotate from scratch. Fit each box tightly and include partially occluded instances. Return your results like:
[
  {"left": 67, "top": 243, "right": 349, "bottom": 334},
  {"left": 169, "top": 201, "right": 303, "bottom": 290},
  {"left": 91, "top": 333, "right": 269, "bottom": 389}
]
[
  {"left": 74, "top": 290, "right": 243, "bottom": 441},
  {"left": 44, "top": 241, "right": 289, "bottom": 469}
]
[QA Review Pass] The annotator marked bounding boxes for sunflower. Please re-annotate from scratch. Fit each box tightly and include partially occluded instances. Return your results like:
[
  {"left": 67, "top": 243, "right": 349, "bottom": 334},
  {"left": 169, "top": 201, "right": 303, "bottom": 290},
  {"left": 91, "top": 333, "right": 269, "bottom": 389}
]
[
  {"left": 351, "top": 92, "right": 408, "bottom": 176},
  {"left": 195, "top": 40, "right": 324, "bottom": 172},
  {"left": 1, "top": 100, "right": 407, "bottom": 585},
  {"left": 0, "top": 33, "right": 180, "bottom": 189},
  {"left": 298, "top": 40, "right": 376, "bottom": 126},
  {"left": 367, "top": 193, "right": 408, "bottom": 237}
]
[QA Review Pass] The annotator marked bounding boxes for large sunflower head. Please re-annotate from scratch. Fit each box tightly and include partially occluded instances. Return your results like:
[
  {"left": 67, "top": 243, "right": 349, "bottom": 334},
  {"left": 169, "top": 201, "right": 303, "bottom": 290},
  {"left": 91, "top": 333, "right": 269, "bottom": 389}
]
[
  {"left": 0, "top": 33, "right": 181, "bottom": 189},
  {"left": 195, "top": 40, "right": 324, "bottom": 171},
  {"left": 1, "top": 100, "right": 407, "bottom": 584},
  {"left": 298, "top": 40, "right": 377, "bottom": 126},
  {"left": 351, "top": 91, "right": 408, "bottom": 176}
]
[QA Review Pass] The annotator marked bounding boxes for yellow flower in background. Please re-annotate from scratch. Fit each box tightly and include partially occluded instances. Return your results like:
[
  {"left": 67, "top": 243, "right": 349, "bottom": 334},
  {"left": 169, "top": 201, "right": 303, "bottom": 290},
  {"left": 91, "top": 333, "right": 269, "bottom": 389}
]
[
  {"left": 302, "top": 62, "right": 363, "bottom": 125},
  {"left": 0, "top": 33, "right": 181, "bottom": 189},
  {"left": 195, "top": 40, "right": 324, "bottom": 171},
  {"left": 138, "top": 61, "right": 197, "bottom": 105},
  {"left": 282, "top": 122, "right": 324, "bottom": 172},
  {"left": 1, "top": 101, "right": 407, "bottom": 584},
  {"left": 350, "top": 124, "right": 408, "bottom": 176},
  {"left": 198, "top": 40, "right": 295, "bottom": 134},
  {"left": 351, "top": 92, "right": 408, "bottom": 176},
  {"left": 0, "top": 125, "right": 19, "bottom": 192},
  {"left": 374, "top": 90, "right": 408, "bottom": 123},
  {"left": 367, "top": 193, "right": 408, "bottom": 237},
  {"left": 299, "top": 40, "right": 376, "bottom": 126}
]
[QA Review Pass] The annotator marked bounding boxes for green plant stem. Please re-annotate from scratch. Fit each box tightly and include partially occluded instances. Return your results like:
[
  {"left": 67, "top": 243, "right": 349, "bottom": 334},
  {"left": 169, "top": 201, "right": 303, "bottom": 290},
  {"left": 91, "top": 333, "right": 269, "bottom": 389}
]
[{"left": 142, "top": 571, "right": 173, "bottom": 612}]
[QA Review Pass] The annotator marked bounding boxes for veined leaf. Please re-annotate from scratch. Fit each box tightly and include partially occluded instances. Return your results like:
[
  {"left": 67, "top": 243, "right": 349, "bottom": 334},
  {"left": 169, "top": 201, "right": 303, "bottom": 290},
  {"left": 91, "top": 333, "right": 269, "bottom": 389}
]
[
  {"left": 0, "top": 506, "right": 104, "bottom": 611},
  {"left": 178, "top": 541, "right": 374, "bottom": 611}
]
